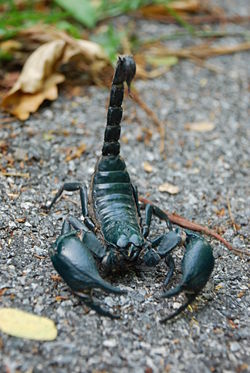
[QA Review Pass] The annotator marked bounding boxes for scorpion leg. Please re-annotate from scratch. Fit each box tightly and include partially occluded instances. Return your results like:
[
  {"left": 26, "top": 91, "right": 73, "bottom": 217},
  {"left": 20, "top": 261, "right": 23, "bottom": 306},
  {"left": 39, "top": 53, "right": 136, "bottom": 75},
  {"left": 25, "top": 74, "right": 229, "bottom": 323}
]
[
  {"left": 164, "top": 254, "right": 175, "bottom": 286},
  {"left": 132, "top": 184, "right": 142, "bottom": 225},
  {"left": 151, "top": 204, "right": 173, "bottom": 231},
  {"left": 142, "top": 204, "right": 153, "bottom": 238},
  {"left": 50, "top": 220, "right": 126, "bottom": 318},
  {"left": 142, "top": 205, "right": 183, "bottom": 266},
  {"left": 46, "top": 182, "right": 95, "bottom": 231},
  {"left": 142, "top": 203, "right": 183, "bottom": 256}
]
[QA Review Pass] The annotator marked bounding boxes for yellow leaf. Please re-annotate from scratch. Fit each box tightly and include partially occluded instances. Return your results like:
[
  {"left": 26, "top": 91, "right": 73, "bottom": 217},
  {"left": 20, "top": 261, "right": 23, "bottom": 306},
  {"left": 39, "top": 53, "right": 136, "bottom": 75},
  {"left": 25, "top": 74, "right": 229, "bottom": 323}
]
[
  {"left": 159, "top": 182, "right": 179, "bottom": 194},
  {"left": 146, "top": 56, "right": 178, "bottom": 67},
  {"left": 0, "top": 308, "right": 57, "bottom": 341},
  {"left": 184, "top": 121, "right": 215, "bottom": 132},
  {"left": 143, "top": 161, "right": 153, "bottom": 173}
]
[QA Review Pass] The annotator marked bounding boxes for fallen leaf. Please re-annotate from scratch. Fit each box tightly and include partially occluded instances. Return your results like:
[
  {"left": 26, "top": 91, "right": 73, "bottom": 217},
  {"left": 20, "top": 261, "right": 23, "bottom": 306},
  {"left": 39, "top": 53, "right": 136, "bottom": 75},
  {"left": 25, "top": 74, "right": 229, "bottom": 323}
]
[
  {"left": 1, "top": 171, "right": 29, "bottom": 178},
  {"left": 159, "top": 182, "right": 179, "bottom": 194},
  {"left": 55, "top": 295, "right": 69, "bottom": 302},
  {"left": 1, "top": 27, "right": 111, "bottom": 120},
  {"left": 51, "top": 274, "right": 62, "bottom": 282},
  {"left": 143, "top": 161, "right": 153, "bottom": 173},
  {"left": 140, "top": 0, "right": 200, "bottom": 17},
  {"left": 146, "top": 55, "right": 178, "bottom": 68},
  {"left": 0, "top": 40, "right": 22, "bottom": 53},
  {"left": 65, "top": 143, "right": 87, "bottom": 162},
  {"left": 216, "top": 208, "right": 225, "bottom": 217},
  {"left": 237, "top": 290, "right": 245, "bottom": 298},
  {"left": 7, "top": 40, "right": 65, "bottom": 94},
  {"left": 0, "top": 308, "right": 57, "bottom": 341},
  {"left": 2, "top": 40, "right": 66, "bottom": 120},
  {"left": 184, "top": 121, "right": 215, "bottom": 132},
  {"left": 63, "top": 39, "right": 107, "bottom": 64},
  {"left": 16, "top": 217, "right": 26, "bottom": 223},
  {"left": 0, "top": 288, "right": 8, "bottom": 296},
  {"left": 228, "top": 319, "right": 238, "bottom": 329}
]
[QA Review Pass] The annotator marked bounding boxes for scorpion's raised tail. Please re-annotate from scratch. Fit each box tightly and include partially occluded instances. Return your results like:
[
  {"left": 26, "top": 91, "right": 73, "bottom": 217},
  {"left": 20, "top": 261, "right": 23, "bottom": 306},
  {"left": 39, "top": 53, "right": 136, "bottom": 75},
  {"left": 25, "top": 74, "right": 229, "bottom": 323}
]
[{"left": 102, "top": 55, "right": 136, "bottom": 157}]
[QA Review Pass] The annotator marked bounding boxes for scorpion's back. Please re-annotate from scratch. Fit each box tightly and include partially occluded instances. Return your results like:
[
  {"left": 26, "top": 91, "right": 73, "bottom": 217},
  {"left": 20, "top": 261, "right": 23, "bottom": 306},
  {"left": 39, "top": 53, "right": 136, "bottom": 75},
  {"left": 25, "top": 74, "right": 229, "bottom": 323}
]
[
  {"left": 90, "top": 56, "right": 143, "bottom": 250},
  {"left": 91, "top": 155, "right": 142, "bottom": 247}
]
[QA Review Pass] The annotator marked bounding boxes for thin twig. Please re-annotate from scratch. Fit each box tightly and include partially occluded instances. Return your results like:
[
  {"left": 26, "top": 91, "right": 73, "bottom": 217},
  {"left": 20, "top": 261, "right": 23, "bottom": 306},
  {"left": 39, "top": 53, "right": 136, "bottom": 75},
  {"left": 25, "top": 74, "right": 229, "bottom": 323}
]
[
  {"left": 226, "top": 195, "right": 238, "bottom": 232},
  {"left": 140, "top": 30, "right": 250, "bottom": 46},
  {"left": 1, "top": 171, "right": 29, "bottom": 178},
  {"left": 139, "top": 196, "right": 249, "bottom": 257},
  {"left": 153, "top": 41, "right": 250, "bottom": 60},
  {"left": 134, "top": 13, "right": 250, "bottom": 25},
  {"left": 132, "top": 90, "right": 165, "bottom": 154}
]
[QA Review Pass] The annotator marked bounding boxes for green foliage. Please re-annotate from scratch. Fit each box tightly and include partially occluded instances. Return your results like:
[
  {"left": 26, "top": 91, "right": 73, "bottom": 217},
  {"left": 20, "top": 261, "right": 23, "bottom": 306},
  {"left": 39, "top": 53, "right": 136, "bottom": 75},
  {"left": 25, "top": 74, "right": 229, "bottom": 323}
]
[
  {"left": 91, "top": 25, "right": 125, "bottom": 64},
  {"left": 0, "top": 48, "right": 13, "bottom": 61},
  {"left": 54, "top": 0, "right": 97, "bottom": 29},
  {"left": 0, "top": 0, "right": 194, "bottom": 63},
  {"left": 54, "top": 0, "right": 182, "bottom": 27},
  {"left": 0, "top": 2, "right": 80, "bottom": 40}
]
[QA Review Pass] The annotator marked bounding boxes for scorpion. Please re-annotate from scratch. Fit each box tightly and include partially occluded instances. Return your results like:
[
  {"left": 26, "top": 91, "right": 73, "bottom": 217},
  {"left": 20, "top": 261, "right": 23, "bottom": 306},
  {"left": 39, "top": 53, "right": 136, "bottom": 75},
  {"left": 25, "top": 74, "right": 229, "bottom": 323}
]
[{"left": 46, "top": 56, "right": 214, "bottom": 321}]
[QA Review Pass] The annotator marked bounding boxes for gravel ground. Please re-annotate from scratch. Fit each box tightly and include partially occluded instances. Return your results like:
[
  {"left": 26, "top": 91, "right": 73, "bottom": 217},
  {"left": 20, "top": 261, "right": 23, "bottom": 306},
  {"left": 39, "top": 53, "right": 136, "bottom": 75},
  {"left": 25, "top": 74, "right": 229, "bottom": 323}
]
[{"left": 0, "top": 3, "right": 249, "bottom": 373}]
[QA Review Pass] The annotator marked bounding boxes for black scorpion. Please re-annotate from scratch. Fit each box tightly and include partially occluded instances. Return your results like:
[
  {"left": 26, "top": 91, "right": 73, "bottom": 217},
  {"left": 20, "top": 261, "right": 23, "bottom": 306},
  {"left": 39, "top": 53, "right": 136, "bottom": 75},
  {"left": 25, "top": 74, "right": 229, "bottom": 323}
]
[{"left": 46, "top": 56, "right": 214, "bottom": 321}]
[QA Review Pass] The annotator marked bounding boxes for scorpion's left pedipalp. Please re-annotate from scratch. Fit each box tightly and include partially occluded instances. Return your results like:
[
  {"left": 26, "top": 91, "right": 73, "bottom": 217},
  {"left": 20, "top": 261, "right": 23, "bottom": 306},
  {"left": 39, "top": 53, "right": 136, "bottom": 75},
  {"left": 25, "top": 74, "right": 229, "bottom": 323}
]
[
  {"left": 66, "top": 215, "right": 106, "bottom": 260},
  {"left": 50, "top": 220, "right": 126, "bottom": 318}
]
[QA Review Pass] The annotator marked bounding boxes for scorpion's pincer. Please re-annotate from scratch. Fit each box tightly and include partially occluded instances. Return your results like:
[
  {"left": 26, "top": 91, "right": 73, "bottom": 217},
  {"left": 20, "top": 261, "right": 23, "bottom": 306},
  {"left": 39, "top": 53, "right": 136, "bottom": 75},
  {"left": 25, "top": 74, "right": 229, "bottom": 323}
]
[
  {"left": 160, "top": 232, "right": 214, "bottom": 322},
  {"left": 50, "top": 230, "right": 127, "bottom": 319}
]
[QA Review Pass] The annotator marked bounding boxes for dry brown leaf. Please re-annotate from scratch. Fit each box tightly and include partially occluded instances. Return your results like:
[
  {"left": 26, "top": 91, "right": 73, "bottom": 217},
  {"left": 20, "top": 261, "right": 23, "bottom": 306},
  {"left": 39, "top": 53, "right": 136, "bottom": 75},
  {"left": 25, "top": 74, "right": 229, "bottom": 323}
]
[
  {"left": 11, "top": 40, "right": 65, "bottom": 94},
  {"left": 185, "top": 121, "right": 215, "bottom": 132},
  {"left": 159, "top": 182, "right": 179, "bottom": 194},
  {"left": 65, "top": 143, "right": 87, "bottom": 162},
  {"left": 140, "top": 0, "right": 200, "bottom": 17},
  {"left": 152, "top": 42, "right": 250, "bottom": 60},
  {"left": 1, "top": 27, "right": 112, "bottom": 120},
  {"left": 0, "top": 308, "right": 57, "bottom": 341},
  {"left": 0, "top": 40, "right": 22, "bottom": 53},
  {"left": 2, "top": 74, "right": 64, "bottom": 120},
  {"left": 143, "top": 161, "right": 153, "bottom": 173},
  {"left": 2, "top": 40, "right": 66, "bottom": 120},
  {"left": 63, "top": 39, "right": 107, "bottom": 64}
]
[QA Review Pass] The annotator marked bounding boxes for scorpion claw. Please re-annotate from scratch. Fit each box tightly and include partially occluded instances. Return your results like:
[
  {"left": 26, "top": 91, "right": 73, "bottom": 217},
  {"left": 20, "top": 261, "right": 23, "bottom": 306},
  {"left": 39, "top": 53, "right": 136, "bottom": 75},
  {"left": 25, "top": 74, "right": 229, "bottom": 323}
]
[
  {"left": 76, "top": 293, "right": 120, "bottom": 319},
  {"left": 157, "top": 229, "right": 182, "bottom": 258},
  {"left": 160, "top": 233, "right": 214, "bottom": 321},
  {"left": 143, "top": 249, "right": 161, "bottom": 267},
  {"left": 160, "top": 295, "right": 196, "bottom": 323},
  {"left": 161, "top": 284, "right": 183, "bottom": 298},
  {"left": 50, "top": 231, "right": 126, "bottom": 314}
]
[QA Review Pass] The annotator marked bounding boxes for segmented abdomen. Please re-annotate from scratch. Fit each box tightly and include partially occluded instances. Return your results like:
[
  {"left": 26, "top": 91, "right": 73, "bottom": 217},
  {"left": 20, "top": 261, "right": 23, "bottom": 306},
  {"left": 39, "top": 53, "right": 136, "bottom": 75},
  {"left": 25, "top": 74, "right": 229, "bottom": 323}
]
[{"left": 91, "top": 155, "right": 141, "bottom": 246}]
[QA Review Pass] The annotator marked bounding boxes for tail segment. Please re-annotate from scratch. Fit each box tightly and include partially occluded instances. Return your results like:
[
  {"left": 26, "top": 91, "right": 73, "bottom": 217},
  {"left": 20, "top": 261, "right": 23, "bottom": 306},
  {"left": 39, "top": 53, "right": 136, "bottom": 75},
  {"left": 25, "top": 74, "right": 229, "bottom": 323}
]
[{"left": 102, "top": 56, "right": 136, "bottom": 156}]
